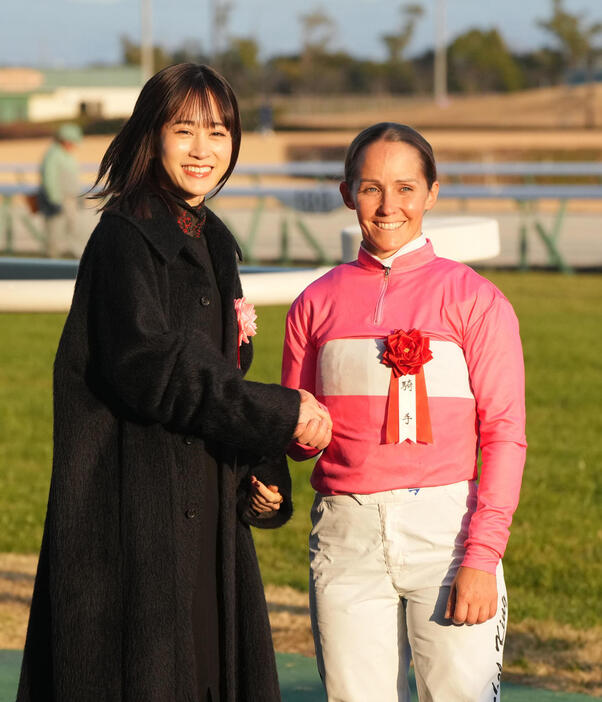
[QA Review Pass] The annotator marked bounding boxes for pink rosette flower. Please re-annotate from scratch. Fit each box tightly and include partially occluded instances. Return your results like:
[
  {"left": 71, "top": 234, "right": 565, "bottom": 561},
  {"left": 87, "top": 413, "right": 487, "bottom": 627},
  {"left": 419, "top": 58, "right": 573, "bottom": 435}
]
[{"left": 234, "top": 297, "right": 257, "bottom": 347}]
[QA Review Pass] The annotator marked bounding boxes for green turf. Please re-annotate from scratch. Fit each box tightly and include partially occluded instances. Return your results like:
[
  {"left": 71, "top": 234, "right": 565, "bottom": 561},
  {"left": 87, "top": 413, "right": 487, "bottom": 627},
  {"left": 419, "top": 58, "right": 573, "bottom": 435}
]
[
  {"left": 0, "top": 314, "right": 62, "bottom": 552},
  {"left": 0, "top": 272, "right": 601, "bottom": 629},
  {"left": 482, "top": 272, "right": 601, "bottom": 627}
]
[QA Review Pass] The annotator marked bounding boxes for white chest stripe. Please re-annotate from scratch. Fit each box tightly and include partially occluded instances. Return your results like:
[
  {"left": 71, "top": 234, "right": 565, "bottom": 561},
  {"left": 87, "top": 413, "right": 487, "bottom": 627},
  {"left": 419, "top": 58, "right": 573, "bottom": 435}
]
[{"left": 316, "top": 338, "right": 474, "bottom": 399}]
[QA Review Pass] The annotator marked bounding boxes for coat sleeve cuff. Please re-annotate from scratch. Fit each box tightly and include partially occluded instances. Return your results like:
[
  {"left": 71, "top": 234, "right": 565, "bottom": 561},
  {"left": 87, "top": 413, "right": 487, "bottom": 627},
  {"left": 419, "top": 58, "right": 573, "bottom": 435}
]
[
  {"left": 239, "top": 497, "right": 293, "bottom": 530},
  {"left": 236, "top": 454, "right": 293, "bottom": 529},
  {"left": 287, "top": 440, "right": 321, "bottom": 461}
]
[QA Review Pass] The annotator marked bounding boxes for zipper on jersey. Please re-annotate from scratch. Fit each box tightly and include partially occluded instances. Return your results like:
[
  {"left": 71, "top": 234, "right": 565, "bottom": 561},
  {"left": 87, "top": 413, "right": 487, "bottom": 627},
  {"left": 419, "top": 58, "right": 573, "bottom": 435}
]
[{"left": 373, "top": 266, "right": 391, "bottom": 325}]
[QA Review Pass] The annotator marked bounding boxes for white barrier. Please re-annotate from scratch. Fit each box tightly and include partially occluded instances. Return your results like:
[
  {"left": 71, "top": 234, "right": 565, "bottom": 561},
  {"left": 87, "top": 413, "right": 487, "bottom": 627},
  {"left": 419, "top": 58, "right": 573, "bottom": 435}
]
[
  {"left": 239, "top": 267, "right": 332, "bottom": 306},
  {"left": 0, "top": 216, "right": 499, "bottom": 312},
  {"left": 342, "top": 216, "right": 500, "bottom": 263},
  {"left": 0, "top": 269, "right": 333, "bottom": 313},
  {"left": 0, "top": 279, "right": 76, "bottom": 313}
]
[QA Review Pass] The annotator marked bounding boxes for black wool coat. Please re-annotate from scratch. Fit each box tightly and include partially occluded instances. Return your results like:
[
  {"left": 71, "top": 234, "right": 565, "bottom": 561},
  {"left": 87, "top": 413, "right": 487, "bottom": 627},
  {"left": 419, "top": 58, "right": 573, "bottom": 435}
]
[{"left": 17, "top": 199, "right": 300, "bottom": 702}]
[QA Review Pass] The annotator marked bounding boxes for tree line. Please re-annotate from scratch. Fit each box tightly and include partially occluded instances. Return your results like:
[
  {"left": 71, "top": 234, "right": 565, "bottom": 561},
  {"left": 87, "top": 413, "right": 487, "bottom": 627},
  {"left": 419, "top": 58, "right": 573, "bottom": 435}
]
[{"left": 120, "top": 0, "right": 601, "bottom": 98}]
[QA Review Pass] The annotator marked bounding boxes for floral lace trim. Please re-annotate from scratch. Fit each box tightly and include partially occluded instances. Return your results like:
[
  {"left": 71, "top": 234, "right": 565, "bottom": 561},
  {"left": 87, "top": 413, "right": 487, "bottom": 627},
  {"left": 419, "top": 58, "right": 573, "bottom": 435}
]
[{"left": 177, "top": 206, "right": 206, "bottom": 238}]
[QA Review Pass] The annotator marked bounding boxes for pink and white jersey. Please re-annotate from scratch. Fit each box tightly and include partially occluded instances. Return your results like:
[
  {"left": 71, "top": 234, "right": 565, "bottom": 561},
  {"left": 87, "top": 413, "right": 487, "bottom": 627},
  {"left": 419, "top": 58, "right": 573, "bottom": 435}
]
[{"left": 282, "top": 241, "right": 527, "bottom": 573}]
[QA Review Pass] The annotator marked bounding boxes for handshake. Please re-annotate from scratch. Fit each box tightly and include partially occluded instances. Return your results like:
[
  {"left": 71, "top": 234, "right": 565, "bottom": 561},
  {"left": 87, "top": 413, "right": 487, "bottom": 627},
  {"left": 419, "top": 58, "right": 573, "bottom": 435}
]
[
  {"left": 249, "top": 389, "right": 331, "bottom": 519},
  {"left": 293, "top": 389, "right": 332, "bottom": 451}
]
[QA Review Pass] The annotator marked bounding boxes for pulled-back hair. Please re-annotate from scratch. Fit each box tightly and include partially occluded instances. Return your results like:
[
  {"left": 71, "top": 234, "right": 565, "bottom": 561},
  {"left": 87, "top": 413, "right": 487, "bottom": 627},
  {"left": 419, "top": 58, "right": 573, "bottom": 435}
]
[
  {"left": 344, "top": 122, "right": 437, "bottom": 190},
  {"left": 92, "top": 63, "right": 241, "bottom": 216}
]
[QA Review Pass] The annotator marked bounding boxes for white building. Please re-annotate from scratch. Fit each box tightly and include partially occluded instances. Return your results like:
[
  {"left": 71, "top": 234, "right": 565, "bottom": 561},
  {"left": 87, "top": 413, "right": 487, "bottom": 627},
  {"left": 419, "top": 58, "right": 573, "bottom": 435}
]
[{"left": 0, "top": 66, "right": 143, "bottom": 123}]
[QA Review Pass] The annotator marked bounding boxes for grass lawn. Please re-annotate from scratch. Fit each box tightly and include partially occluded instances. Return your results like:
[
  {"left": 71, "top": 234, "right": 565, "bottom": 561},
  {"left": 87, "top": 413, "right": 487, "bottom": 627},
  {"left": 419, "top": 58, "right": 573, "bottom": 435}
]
[{"left": 0, "top": 272, "right": 600, "bottom": 630}]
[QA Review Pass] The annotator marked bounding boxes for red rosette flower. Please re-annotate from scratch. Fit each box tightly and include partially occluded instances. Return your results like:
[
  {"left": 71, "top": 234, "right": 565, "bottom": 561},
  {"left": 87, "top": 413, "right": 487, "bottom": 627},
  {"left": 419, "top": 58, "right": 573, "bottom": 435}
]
[
  {"left": 381, "top": 328, "right": 433, "bottom": 378},
  {"left": 381, "top": 328, "right": 433, "bottom": 444}
]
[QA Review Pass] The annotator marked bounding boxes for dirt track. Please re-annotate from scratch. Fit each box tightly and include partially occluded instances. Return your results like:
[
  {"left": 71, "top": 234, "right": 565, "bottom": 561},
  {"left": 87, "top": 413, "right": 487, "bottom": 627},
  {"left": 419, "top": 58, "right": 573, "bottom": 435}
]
[{"left": 2, "top": 125, "right": 602, "bottom": 172}]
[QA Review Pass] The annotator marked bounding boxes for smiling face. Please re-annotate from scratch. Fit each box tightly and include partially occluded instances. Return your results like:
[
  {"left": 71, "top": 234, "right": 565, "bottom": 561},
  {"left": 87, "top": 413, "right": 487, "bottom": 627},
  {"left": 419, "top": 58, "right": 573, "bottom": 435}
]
[
  {"left": 158, "top": 94, "right": 233, "bottom": 206},
  {"left": 340, "top": 139, "right": 439, "bottom": 259}
]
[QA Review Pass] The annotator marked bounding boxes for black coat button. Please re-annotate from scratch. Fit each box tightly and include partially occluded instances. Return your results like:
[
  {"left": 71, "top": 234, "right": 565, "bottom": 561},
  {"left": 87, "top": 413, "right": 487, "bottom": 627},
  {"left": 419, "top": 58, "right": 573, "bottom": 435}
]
[
  {"left": 184, "top": 436, "right": 193, "bottom": 445},
  {"left": 200, "top": 296, "right": 210, "bottom": 306},
  {"left": 185, "top": 509, "right": 197, "bottom": 519}
]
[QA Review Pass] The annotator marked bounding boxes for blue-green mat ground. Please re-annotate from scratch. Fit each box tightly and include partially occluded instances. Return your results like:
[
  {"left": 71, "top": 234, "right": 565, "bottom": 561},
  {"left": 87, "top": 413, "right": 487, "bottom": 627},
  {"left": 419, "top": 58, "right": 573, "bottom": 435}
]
[{"left": 1, "top": 650, "right": 597, "bottom": 701}]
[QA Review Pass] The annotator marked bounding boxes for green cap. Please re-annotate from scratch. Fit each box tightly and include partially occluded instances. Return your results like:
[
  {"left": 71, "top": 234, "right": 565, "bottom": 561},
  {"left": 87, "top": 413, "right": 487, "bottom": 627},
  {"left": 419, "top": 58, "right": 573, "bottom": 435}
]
[{"left": 57, "top": 123, "right": 83, "bottom": 144}]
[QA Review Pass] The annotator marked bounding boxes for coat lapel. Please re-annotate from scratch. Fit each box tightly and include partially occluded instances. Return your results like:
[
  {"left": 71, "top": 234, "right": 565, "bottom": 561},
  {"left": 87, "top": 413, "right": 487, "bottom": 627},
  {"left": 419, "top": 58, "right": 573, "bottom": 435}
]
[{"left": 105, "top": 197, "right": 189, "bottom": 264}]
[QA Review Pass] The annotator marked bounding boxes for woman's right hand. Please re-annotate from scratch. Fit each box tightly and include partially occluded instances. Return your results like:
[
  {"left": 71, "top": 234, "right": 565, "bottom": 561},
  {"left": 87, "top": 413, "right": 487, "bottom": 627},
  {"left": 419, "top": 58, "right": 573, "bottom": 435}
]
[{"left": 294, "top": 389, "right": 332, "bottom": 450}]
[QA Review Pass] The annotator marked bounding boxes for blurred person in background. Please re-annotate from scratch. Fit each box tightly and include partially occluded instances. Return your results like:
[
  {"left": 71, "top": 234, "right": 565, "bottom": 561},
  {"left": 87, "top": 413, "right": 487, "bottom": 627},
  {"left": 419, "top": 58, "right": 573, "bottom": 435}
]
[
  {"left": 282, "top": 122, "right": 526, "bottom": 702},
  {"left": 18, "top": 63, "right": 330, "bottom": 702},
  {"left": 38, "top": 122, "right": 83, "bottom": 258}
]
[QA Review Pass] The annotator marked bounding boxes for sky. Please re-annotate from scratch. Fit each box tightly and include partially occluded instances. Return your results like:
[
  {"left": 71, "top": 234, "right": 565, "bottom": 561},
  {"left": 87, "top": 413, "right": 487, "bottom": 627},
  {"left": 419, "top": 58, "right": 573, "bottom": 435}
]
[{"left": 2, "top": 0, "right": 601, "bottom": 69}]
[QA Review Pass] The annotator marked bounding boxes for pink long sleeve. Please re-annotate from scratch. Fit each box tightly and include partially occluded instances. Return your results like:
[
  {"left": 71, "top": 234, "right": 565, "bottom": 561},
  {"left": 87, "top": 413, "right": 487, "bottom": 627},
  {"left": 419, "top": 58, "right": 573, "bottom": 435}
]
[{"left": 460, "top": 291, "right": 527, "bottom": 571}]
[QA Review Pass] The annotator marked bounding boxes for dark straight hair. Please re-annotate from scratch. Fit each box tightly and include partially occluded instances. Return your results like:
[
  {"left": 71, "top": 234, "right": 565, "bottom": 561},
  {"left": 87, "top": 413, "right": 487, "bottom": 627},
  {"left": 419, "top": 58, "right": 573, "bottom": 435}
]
[
  {"left": 91, "top": 63, "right": 241, "bottom": 216},
  {"left": 344, "top": 122, "right": 437, "bottom": 190}
]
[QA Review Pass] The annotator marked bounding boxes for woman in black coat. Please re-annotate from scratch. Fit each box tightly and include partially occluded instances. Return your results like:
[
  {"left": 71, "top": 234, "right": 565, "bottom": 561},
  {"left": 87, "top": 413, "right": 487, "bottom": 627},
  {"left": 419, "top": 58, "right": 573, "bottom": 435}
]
[{"left": 17, "top": 63, "right": 331, "bottom": 702}]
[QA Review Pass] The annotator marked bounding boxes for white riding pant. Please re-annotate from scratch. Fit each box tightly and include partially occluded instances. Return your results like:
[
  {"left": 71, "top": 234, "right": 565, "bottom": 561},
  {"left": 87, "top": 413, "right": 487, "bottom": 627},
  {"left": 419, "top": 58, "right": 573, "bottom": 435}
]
[
  {"left": 44, "top": 198, "right": 80, "bottom": 258},
  {"left": 309, "top": 481, "right": 507, "bottom": 702}
]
